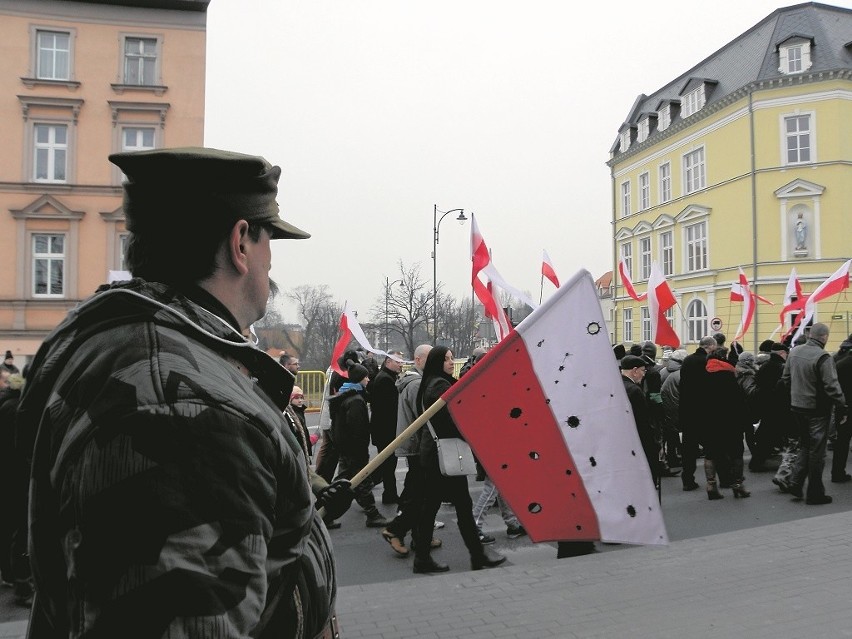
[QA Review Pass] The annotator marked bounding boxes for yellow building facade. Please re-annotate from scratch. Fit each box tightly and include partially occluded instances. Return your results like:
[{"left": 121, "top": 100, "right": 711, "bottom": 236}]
[
  {"left": 608, "top": 2, "right": 851, "bottom": 353},
  {"left": 0, "top": 0, "right": 209, "bottom": 363}
]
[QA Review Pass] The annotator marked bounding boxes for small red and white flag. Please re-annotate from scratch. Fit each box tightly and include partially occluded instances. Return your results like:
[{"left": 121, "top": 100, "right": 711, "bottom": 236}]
[
  {"left": 778, "top": 268, "right": 807, "bottom": 338},
  {"left": 541, "top": 250, "right": 560, "bottom": 289},
  {"left": 618, "top": 257, "right": 646, "bottom": 301},
  {"left": 470, "top": 215, "right": 536, "bottom": 338},
  {"left": 329, "top": 301, "right": 406, "bottom": 374},
  {"left": 442, "top": 269, "right": 667, "bottom": 545},
  {"left": 732, "top": 268, "right": 754, "bottom": 342},
  {"left": 792, "top": 259, "right": 851, "bottom": 342},
  {"left": 647, "top": 262, "right": 680, "bottom": 348}
]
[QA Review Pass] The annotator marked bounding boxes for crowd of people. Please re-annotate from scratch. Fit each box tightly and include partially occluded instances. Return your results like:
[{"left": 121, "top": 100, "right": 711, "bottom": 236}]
[
  {"left": 0, "top": 145, "right": 849, "bottom": 636},
  {"left": 616, "top": 327, "right": 850, "bottom": 506}
]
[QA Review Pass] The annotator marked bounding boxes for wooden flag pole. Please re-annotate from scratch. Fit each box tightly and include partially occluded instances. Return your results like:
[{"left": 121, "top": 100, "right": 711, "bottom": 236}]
[
  {"left": 317, "top": 396, "right": 448, "bottom": 523},
  {"left": 349, "top": 397, "right": 446, "bottom": 488}
]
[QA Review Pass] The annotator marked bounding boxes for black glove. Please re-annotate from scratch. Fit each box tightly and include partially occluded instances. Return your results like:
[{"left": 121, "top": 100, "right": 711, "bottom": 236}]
[{"left": 316, "top": 479, "right": 354, "bottom": 521}]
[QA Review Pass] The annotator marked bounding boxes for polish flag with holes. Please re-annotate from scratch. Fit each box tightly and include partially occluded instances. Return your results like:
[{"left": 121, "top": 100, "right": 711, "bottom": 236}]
[{"left": 441, "top": 269, "right": 668, "bottom": 545}]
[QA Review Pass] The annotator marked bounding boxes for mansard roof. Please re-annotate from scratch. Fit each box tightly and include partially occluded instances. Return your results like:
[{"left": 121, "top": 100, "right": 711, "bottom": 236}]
[{"left": 609, "top": 2, "right": 852, "bottom": 161}]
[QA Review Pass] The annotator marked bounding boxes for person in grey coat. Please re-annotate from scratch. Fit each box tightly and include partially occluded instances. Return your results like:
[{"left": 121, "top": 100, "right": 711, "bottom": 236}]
[{"left": 777, "top": 323, "right": 848, "bottom": 504}]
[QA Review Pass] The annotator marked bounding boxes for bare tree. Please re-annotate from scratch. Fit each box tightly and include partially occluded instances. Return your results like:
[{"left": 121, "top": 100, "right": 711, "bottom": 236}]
[
  {"left": 437, "top": 293, "right": 478, "bottom": 357},
  {"left": 370, "top": 261, "right": 433, "bottom": 357},
  {"left": 286, "top": 284, "right": 343, "bottom": 369}
]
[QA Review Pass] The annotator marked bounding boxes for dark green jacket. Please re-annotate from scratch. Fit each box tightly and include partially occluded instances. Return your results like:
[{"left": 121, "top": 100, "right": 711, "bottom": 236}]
[{"left": 20, "top": 279, "right": 335, "bottom": 638}]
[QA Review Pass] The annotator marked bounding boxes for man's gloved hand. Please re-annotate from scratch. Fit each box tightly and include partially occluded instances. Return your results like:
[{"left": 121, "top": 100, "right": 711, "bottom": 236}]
[{"left": 316, "top": 479, "right": 354, "bottom": 521}]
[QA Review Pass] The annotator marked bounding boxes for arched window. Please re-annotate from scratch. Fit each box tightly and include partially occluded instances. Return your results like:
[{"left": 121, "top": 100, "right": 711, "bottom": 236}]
[{"left": 686, "top": 299, "right": 708, "bottom": 343}]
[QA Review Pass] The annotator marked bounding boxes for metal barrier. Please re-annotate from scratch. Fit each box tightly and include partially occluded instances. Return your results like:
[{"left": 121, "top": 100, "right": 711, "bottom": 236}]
[{"left": 295, "top": 370, "right": 327, "bottom": 413}]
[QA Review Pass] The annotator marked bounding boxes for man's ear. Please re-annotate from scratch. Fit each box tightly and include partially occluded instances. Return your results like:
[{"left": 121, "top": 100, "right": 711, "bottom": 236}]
[{"left": 227, "top": 220, "right": 251, "bottom": 276}]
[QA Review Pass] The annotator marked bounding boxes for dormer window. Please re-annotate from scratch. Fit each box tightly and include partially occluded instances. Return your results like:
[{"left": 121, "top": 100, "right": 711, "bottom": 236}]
[
  {"left": 636, "top": 114, "right": 656, "bottom": 143},
  {"left": 779, "top": 37, "right": 812, "bottom": 75},
  {"left": 619, "top": 129, "right": 631, "bottom": 153},
  {"left": 658, "top": 104, "right": 671, "bottom": 131},
  {"left": 682, "top": 86, "right": 705, "bottom": 118}
]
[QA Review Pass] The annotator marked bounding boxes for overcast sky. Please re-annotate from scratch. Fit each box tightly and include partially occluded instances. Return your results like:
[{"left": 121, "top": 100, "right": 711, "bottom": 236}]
[{"left": 204, "top": 0, "right": 852, "bottom": 326}]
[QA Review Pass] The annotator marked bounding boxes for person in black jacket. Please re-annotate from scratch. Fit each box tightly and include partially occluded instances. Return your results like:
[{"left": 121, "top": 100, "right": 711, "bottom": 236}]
[
  {"left": 411, "top": 346, "right": 505, "bottom": 574},
  {"left": 678, "top": 336, "right": 718, "bottom": 490},
  {"left": 330, "top": 362, "right": 391, "bottom": 528},
  {"left": 831, "top": 337, "right": 852, "bottom": 483},
  {"left": 368, "top": 352, "right": 404, "bottom": 504},
  {"left": 620, "top": 355, "right": 661, "bottom": 484},
  {"left": 702, "top": 348, "right": 752, "bottom": 499}
]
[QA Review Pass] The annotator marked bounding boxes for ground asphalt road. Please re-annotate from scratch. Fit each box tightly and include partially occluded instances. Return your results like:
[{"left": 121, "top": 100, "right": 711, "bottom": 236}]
[{"left": 4, "top": 452, "right": 852, "bottom": 637}]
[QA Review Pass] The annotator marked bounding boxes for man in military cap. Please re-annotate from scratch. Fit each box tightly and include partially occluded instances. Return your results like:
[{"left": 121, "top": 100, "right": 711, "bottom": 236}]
[{"left": 19, "top": 148, "right": 341, "bottom": 638}]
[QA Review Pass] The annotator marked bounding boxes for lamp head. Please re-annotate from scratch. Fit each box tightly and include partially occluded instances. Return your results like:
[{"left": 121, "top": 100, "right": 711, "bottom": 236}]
[{"left": 456, "top": 210, "right": 468, "bottom": 224}]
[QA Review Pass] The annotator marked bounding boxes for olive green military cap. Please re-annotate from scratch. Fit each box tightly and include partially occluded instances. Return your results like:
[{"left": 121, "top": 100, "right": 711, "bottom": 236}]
[{"left": 109, "top": 147, "right": 310, "bottom": 240}]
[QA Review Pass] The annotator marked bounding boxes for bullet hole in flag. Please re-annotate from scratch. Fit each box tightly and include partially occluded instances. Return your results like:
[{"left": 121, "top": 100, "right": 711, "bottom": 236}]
[
  {"left": 529, "top": 451, "right": 540, "bottom": 460},
  {"left": 509, "top": 407, "right": 522, "bottom": 418},
  {"left": 528, "top": 503, "right": 542, "bottom": 514},
  {"left": 587, "top": 322, "right": 601, "bottom": 335},
  {"left": 566, "top": 416, "right": 580, "bottom": 428},
  {"left": 589, "top": 457, "right": 597, "bottom": 467},
  {"left": 627, "top": 505, "right": 637, "bottom": 518}
]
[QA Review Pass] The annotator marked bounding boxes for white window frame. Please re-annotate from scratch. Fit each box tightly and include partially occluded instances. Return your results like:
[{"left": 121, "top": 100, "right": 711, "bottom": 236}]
[
  {"left": 637, "top": 118, "right": 650, "bottom": 143},
  {"left": 658, "top": 105, "right": 671, "bottom": 131},
  {"left": 686, "top": 299, "right": 708, "bottom": 343},
  {"left": 33, "top": 123, "right": 68, "bottom": 183},
  {"left": 36, "top": 29, "right": 71, "bottom": 80},
  {"left": 641, "top": 307, "right": 651, "bottom": 342},
  {"left": 32, "top": 232, "right": 66, "bottom": 298},
  {"left": 779, "top": 40, "right": 812, "bottom": 75},
  {"left": 623, "top": 308, "right": 633, "bottom": 343},
  {"left": 621, "top": 180, "right": 631, "bottom": 217},
  {"left": 681, "top": 86, "right": 705, "bottom": 118},
  {"left": 118, "top": 33, "right": 163, "bottom": 87},
  {"left": 121, "top": 126, "right": 156, "bottom": 153},
  {"left": 660, "top": 230, "right": 673, "bottom": 276},
  {"left": 620, "top": 242, "right": 633, "bottom": 279},
  {"left": 782, "top": 113, "right": 814, "bottom": 166},
  {"left": 659, "top": 161, "right": 671, "bottom": 204},
  {"left": 683, "top": 147, "right": 706, "bottom": 195},
  {"left": 684, "top": 221, "right": 708, "bottom": 273},
  {"left": 620, "top": 130, "right": 631, "bottom": 153},
  {"left": 639, "top": 236, "right": 652, "bottom": 281},
  {"left": 639, "top": 172, "right": 650, "bottom": 211}
]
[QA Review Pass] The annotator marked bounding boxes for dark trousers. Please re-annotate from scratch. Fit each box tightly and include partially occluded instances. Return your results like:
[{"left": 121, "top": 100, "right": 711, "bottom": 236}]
[
  {"left": 414, "top": 460, "right": 482, "bottom": 560},
  {"left": 831, "top": 412, "right": 852, "bottom": 480},
  {"left": 335, "top": 447, "right": 377, "bottom": 511},
  {"left": 681, "top": 427, "right": 699, "bottom": 486},
  {"left": 790, "top": 412, "right": 830, "bottom": 500},
  {"left": 386, "top": 455, "right": 424, "bottom": 539},
  {"left": 314, "top": 430, "right": 339, "bottom": 483},
  {"left": 372, "top": 436, "right": 399, "bottom": 497}
]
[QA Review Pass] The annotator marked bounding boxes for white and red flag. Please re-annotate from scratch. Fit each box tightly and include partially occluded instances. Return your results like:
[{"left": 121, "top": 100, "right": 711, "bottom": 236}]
[
  {"left": 647, "top": 262, "right": 680, "bottom": 348},
  {"left": 329, "top": 301, "right": 406, "bottom": 374},
  {"left": 441, "top": 269, "right": 668, "bottom": 545},
  {"left": 470, "top": 215, "right": 536, "bottom": 341},
  {"left": 731, "top": 268, "right": 755, "bottom": 342},
  {"left": 541, "top": 250, "right": 560, "bottom": 289},
  {"left": 777, "top": 268, "right": 806, "bottom": 338},
  {"left": 792, "top": 259, "right": 851, "bottom": 342},
  {"left": 618, "top": 257, "right": 646, "bottom": 301}
]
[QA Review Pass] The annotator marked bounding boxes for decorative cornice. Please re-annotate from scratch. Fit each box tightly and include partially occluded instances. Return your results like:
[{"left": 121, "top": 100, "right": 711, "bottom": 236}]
[
  {"left": 108, "top": 100, "right": 170, "bottom": 127},
  {"left": 110, "top": 83, "right": 168, "bottom": 97},
  {"left": 607, "top": 68, "right": 852, "bottom": 168},
  {"left": 20, "top": 77, "right": 81, "bottom": 91},
  {"left": 17, "top": 95, "right": 84, "bottom": 123}
]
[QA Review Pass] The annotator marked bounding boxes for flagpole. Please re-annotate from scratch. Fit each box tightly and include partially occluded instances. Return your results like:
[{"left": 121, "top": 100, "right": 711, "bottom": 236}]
[
  {"left": 539, "top": 272, "right": 544, "bottom": 305},
  {"left": 318, "top": 398, "right": 447, "bottom": 516}
]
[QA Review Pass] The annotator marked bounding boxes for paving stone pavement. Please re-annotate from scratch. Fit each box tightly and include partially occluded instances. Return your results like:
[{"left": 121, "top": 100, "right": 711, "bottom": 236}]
[
  {"left": 4, "top": 510, "right": 851, "bottom": 638},
  {"left": 336, "top": 510, "right": 852, "bottom": 638}
]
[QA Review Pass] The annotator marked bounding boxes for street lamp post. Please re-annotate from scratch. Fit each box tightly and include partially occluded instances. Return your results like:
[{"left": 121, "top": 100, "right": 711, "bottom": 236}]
[
  {"left": 432, "top": 204, "right": 467, "bottom": 345},
  {"left": 384, "top": 276, "right": 403, "bottom": 351}
]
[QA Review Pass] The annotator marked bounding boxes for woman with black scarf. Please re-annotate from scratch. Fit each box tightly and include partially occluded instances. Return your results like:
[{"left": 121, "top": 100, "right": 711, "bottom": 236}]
[{"left": 411, "top": 346, "right": 506, "bottom": 573}]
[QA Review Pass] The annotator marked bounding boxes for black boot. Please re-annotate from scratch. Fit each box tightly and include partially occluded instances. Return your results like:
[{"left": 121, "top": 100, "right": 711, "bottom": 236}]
[
  {"left": 471, "top": 545, "right": 506, "bottom": 570},
  {"left": 413, "top": 555, "right": 449, "bottom": 574}
]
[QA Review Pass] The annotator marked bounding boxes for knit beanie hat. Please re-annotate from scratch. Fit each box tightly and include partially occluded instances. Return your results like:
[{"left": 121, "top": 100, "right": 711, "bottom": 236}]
[{"left": 347, "top": 363, "right": 370, "bottom": 384}]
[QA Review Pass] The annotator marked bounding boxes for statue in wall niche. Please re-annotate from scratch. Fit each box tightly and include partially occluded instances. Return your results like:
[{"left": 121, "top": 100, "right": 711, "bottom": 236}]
[{"left": 794, "top": 212, "right": 808, "bottom": 251}]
